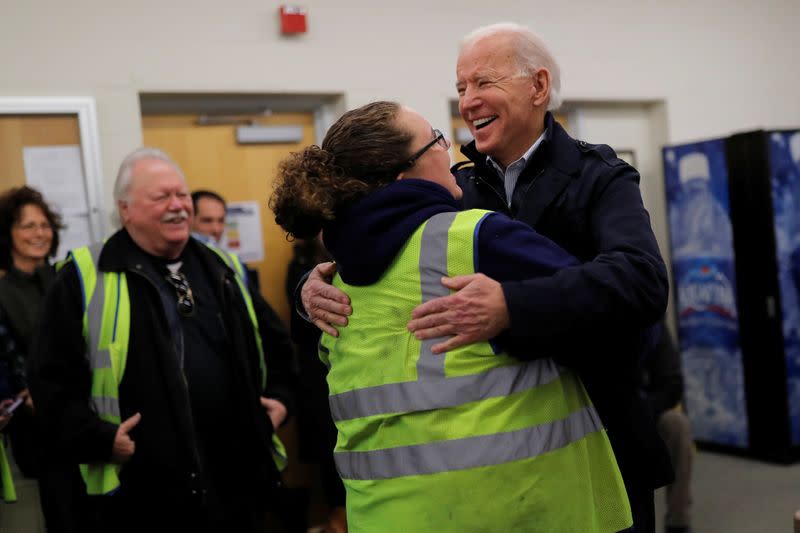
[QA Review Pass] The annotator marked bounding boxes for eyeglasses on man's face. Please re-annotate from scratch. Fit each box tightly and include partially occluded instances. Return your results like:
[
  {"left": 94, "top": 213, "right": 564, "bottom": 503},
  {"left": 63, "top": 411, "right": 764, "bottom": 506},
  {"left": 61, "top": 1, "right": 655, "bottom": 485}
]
[
  {"left": 164, "top": 271, "right": 195, "bottom": 317},
  {"left": 405, "top": 129, "right": 450, "bottom": 168}
]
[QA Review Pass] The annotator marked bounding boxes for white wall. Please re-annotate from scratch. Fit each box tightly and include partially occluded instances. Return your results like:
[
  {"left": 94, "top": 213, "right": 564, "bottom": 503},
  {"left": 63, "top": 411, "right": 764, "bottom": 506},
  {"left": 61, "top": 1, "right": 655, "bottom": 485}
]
[
  {"left": 1, "top": 0, "right": 798, "bottom": 214},
  {"left": 572, "top": 103, "right": 677, "bottom": 329}
]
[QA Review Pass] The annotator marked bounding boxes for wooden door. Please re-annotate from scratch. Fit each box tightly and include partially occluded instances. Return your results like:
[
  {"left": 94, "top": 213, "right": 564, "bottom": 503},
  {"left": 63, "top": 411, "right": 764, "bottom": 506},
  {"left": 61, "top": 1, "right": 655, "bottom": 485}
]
[
  {"left": 0, "top": 114, "right": 81, "bottom": 190},
  {"left": 142, "top": 112, "right": 316, "bottom": 323},
  {"left": 450, "top": 116, "right": 470, "bottom": 164}
]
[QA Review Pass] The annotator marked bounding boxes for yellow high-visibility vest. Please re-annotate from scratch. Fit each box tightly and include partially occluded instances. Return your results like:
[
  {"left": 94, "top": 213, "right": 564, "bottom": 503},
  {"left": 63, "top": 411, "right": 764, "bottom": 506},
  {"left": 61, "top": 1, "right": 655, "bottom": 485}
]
[
  {"left": 0, "top": 439, "right": 17, "bottom": 502},
  {"left": 67, "top": 242, "right": 286, "bottom": 496},
  {"left": 321, "top": 209, "right": 633, "bottom": 532}
]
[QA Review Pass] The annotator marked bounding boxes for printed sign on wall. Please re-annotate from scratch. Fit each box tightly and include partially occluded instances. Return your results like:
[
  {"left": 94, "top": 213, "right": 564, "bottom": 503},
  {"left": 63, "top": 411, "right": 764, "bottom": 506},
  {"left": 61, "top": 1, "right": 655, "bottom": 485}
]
[{"left": 222, "top": 201, "right": 264, "bottom": 263}]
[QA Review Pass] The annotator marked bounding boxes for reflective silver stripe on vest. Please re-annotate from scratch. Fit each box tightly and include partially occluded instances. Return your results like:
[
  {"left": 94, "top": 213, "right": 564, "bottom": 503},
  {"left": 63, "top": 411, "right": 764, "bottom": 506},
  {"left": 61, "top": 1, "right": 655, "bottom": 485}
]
[
  {"left": 86, "top": 244, "right": 111, "bottom": 371},
  {"left": 85, "top": 243, "right": 120, "bottom": 420},
  {"left": 93, "top": 396, "right": 120, "bottom": 419},
  {"left": 329, "top": 358, "right": 560, "bottom": 422},
  {"left": 335, "top": 404, "right": 603, "bottom": 480},
  {"left": 416, "top": 212, "right": 457, "bottom": 379},
  {"left": 88, "top": 243, "right": 103, "bottom": 269}
]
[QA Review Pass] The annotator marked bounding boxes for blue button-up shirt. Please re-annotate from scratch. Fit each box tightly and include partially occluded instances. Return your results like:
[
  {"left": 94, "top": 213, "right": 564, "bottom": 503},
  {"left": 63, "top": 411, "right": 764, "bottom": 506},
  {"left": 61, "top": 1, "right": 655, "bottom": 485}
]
[{"left": 487, "top": 131, "right": 546, "bottom": 205}]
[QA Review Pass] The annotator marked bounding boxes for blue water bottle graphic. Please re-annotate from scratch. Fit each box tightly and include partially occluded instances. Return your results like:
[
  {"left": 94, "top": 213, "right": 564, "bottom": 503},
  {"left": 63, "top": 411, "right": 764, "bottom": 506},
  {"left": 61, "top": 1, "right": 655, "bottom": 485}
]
[
  {"left": 666, "top": 145, "right": 749, "bottom": 447},
  {"left": 784, "top": 133, "right": 800, "bottom": 342},
  {"left": 770, "top": 131, "right": 800, "bottom": 444},
  {"left": 671, "top": 152, "right": 733, "bottom": 259}
]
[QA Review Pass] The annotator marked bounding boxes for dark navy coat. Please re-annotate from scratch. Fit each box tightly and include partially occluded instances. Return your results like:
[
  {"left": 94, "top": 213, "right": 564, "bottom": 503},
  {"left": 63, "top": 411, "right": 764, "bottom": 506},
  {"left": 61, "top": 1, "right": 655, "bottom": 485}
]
[{"left": 454, "top": 112, "right": 674, "bottom": 492}]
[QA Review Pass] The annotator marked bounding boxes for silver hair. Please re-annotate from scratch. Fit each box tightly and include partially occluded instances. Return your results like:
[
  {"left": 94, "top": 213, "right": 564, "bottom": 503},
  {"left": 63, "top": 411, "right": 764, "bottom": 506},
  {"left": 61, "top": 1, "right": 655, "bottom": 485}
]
[
  {"left": 461, "top": 22, "right": 563, "bottom": 111},
  {"left": 113, "top": 147, "right": 186, "bottom": 203}
]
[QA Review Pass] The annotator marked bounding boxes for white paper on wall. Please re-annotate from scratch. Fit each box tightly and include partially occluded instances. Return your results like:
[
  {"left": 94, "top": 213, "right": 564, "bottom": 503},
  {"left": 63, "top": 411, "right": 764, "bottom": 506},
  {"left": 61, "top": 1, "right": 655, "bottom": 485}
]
[
  {"left": 222, "top": 201, "right": 264, "bottom": 263},
  {"left": 22, "top": 145, "right": 96, "bottom": 258},
  {"left": 56, "top": 214, "right": 93, "bottom": 261},
  {"left": 22, "top": 145, "right": 89, "bottom": 215}
]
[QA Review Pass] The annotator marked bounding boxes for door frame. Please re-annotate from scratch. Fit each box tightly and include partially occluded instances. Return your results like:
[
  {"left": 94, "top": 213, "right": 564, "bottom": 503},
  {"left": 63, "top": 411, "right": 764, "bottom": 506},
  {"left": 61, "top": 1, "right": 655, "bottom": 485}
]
[{"left": 0, "top": 96, "right": 107, "bottom": 241}]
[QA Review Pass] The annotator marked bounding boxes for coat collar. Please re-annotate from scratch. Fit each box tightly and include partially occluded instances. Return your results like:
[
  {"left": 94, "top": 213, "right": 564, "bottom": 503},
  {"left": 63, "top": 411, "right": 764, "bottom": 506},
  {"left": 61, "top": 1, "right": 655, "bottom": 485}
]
[
  {"left": 459, "top": 112, "right": 581, "bottom": 178},
  {"left": 458, "top": 112, "right": 582, "bottom": 227},
  {"left": 97, "top": 229, "right": 230, "bottom": 280}
]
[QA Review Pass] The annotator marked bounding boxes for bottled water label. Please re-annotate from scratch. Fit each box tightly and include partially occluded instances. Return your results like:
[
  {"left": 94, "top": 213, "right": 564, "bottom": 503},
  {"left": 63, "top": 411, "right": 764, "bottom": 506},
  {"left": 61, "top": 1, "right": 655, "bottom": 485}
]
[
  {"left": 665, "top": 140, "right": 749, "bottom": 447},
  {"left": 769, "top": 132, "right": 800, "bottom": 445},
  {"left": 674, "top": 258, "right": 748, "bottom": 447}
]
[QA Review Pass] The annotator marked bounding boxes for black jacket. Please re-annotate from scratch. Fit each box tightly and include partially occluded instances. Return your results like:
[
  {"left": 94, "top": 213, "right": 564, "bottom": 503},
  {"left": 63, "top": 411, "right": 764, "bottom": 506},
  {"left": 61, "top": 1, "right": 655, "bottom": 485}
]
[
  {"left": 0, "top": 264, "right": 54, "bottom": 394},
  {"left": 454, "top": 112, "right": 673, "bottom": 490},
  {"left": 0, "top": 264, "right": 55, "bottom": 477},
  {"left": 30, "top": 230, "right": 294, "bottom": 506},
  {"left": 639, "top": 323, "right": 684, "bottom": 420}
]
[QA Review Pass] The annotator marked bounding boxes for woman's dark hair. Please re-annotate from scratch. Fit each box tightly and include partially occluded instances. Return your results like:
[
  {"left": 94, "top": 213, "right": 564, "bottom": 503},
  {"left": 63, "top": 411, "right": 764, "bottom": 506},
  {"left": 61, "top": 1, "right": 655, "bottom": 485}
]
[
  {"left": 270, "top": 101, "right": 413, "bottom": 239},
  {"left": 0, "top": 185, "right": 63, "bottom": 270}
]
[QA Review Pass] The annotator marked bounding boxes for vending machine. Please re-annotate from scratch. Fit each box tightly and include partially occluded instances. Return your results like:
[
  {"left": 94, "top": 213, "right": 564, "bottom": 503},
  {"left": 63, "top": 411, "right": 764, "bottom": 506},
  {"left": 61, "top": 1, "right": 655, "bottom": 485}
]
[{"left": 663, "top": 130, "right": 800, "bottom": 462}]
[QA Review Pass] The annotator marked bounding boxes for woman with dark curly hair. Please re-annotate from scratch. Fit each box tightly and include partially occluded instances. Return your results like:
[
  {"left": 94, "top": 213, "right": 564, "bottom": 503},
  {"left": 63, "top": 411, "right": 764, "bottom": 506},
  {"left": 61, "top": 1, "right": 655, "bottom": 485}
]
[
  {"left": 270, "top": 101, "right": 633, "bottom": 532},
  {"left": 0, "top": 185, "right": 88, "bottom": 531},
  {"left": 0, "top": 185, "right": 62, "bottom": 411}
]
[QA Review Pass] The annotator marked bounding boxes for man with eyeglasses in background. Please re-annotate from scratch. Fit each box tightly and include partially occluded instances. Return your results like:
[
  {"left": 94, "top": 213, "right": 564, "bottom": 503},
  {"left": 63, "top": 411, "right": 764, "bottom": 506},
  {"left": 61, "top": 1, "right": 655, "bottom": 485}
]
[
  {"left": 301, "top": 22, "right": 672, "bottom": 533},
  {"left": 30, "top": 147, "right": 294, "bottom": 533}
]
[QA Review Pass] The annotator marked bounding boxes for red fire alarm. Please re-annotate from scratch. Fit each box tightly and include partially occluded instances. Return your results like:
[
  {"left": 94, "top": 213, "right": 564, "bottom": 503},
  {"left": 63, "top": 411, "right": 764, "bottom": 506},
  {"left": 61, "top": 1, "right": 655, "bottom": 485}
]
[{"left": 280, "top": 5, "right": 307, "bottom": 34}]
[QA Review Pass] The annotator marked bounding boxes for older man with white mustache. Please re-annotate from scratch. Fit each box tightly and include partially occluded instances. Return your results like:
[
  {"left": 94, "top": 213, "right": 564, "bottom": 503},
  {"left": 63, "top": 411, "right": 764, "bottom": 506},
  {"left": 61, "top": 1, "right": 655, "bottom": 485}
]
[{"left": 30, "top": 148, "right": 295, "bottom": 533}]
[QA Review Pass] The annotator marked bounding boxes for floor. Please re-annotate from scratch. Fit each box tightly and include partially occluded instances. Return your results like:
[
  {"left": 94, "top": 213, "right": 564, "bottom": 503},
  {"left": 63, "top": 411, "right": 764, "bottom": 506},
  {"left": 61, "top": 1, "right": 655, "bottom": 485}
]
[
  {"left": 1, "top": 449, "right": 798, "bottom": 532},
  {"left": 0, "top": 461, "right": 45, "bottom": 533},
  {"left": 654, "top": 451, "right": 800, "bottom": 533}
]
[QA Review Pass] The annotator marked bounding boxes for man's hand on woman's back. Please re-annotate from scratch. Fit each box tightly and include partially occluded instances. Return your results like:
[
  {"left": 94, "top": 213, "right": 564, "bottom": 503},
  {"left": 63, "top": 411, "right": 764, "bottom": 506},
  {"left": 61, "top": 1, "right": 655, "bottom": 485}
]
[{"left": 301, "top": 262, "right": 352, "bottom": 337}]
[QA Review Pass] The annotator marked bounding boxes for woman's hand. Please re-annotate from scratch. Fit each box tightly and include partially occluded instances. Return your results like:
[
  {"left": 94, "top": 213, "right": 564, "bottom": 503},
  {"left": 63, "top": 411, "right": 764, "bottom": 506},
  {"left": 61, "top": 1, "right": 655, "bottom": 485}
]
[
  {"left": 17, "top": 388, "right": 33, "bottom": 412},
  {"left": 0, "top": 399, "right": 15, "bottom": 431}
]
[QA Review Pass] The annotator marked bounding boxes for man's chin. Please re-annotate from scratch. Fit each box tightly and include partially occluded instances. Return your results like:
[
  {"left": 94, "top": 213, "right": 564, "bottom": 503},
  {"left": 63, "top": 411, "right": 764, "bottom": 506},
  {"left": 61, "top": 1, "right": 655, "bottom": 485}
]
[
  {"left": 163, "top": 230, "right": 190, "bottom": 246},
  {"left": 473, "top": 118, "right": 500, "bottom": 145},
  {"left": 163, "top": 223, "right": 189, "bottom": 236},
  {"left": 474, "top": 138, "right": 497, "bottom": 157}
]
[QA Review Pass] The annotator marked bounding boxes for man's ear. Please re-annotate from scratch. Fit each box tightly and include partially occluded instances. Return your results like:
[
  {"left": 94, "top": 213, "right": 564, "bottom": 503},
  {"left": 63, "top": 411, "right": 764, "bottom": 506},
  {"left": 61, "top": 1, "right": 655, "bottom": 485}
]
[
  {"left": 118, "top": 200, "right": 129, "bottom": 224},
  {"left": 531, "top": 67, "right": 551, "bottom": 107}
]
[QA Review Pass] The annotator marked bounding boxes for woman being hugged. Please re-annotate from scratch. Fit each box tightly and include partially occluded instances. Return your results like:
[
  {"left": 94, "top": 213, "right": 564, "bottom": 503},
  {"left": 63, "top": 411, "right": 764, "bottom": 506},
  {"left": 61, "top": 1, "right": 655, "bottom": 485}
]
[{"left": 271, "top": 101, "right": 632, "bottom": 532}]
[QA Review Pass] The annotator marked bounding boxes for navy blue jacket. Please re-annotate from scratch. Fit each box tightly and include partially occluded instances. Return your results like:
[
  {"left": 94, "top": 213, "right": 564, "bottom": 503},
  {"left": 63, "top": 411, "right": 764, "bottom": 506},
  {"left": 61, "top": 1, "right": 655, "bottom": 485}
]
[
  {"left": 454, "top": 112, "right": 673, "bottom": 491},
  {"left": 322, "top": 179, "right": 579, "bottom": 288},
  {"left": 456, "top": 113, "right": 667, "bottom": 348}
]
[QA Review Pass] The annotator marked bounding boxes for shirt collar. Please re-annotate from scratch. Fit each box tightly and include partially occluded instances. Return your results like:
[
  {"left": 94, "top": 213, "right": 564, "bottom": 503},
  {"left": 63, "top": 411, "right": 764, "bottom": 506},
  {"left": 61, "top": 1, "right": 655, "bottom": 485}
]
[
  {"left": 190, "top": 231, "right": 214, "bottom": 244},
  {"left": 486, "top": 130, "right": 547, "bottom": 176}
]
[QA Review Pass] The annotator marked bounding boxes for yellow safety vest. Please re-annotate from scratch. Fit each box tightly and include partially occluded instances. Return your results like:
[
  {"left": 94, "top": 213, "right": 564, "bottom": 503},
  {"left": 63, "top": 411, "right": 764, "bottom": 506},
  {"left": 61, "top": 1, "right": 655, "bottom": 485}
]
[
  {"left": 321, "top": 209, "right": 633, "bottom": 532},
  {"left": 67, "top": 242, "right": 286, "bottom": 496},
  {"left": 0, "top": 439, "right": 16, "bottom": 502}
]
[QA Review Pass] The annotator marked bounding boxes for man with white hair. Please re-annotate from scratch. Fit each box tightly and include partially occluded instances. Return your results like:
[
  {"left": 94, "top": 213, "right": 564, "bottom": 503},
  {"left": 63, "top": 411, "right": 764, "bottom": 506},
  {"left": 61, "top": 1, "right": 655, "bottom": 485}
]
[
  {"left": 31, "top": 148, "right": 294, "bottom": 533},
  {"left": 302, "top": 23, "right": 671, "bottom": 532}
]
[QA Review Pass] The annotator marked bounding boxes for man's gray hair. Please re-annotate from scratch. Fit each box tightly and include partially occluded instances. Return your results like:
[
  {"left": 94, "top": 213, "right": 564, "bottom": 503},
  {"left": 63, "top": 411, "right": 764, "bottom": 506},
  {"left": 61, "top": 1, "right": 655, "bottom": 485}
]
[
  {"left": 113, "top": 147, "right": 186, "bottom": 203},
  {"left": 461, "top": 22, "right": 563, "bottom": 111}
]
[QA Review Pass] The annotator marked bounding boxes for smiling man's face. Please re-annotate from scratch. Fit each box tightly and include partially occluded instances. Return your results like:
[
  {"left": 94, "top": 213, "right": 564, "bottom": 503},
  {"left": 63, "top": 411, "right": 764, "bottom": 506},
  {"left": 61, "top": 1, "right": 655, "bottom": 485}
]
[
  {"left": 456, "top": 33, "right": 543, "bottom": 168},
  {"left": 118, "top": 158, "right": 193, "bottom": 259}
]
